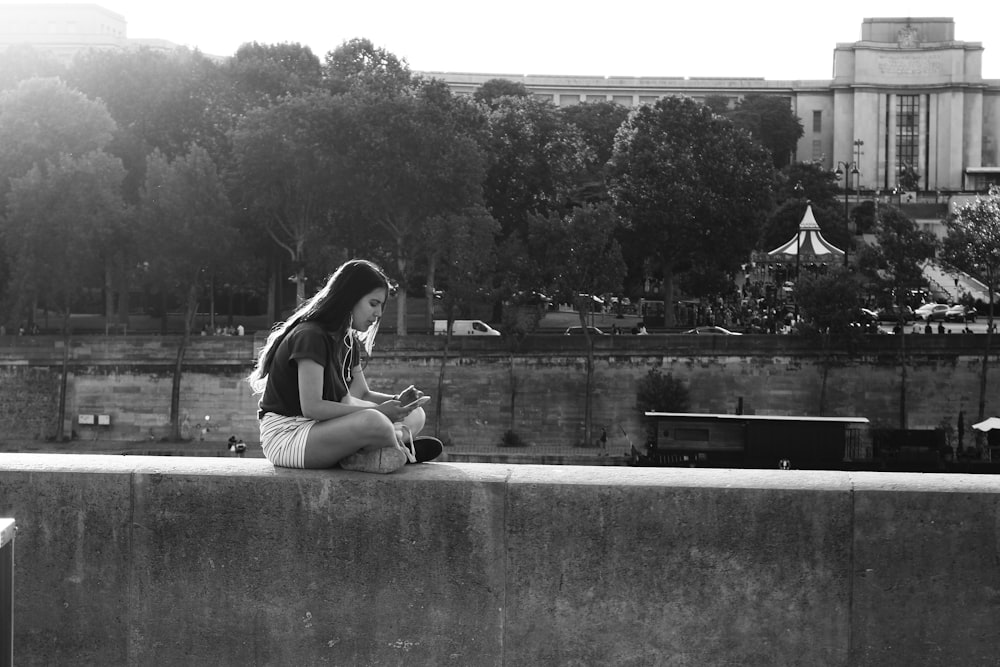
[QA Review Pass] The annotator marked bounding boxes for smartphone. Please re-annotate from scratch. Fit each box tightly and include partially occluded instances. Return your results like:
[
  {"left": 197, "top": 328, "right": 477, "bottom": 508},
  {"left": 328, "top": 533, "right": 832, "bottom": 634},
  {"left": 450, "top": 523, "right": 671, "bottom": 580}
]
[
  {"left": 403, "top": 396, "right": 430, "bottom": 409},
  {"left": 398, "top": 386, "right": 419, "bottom": 404}
]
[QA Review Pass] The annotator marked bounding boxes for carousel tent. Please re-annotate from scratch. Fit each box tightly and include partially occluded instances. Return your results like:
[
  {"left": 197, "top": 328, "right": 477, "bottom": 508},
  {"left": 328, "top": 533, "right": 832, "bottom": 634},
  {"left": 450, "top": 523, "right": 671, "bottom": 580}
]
[{"left": 766, "top": 205, "right": 844, "bottom": 263}]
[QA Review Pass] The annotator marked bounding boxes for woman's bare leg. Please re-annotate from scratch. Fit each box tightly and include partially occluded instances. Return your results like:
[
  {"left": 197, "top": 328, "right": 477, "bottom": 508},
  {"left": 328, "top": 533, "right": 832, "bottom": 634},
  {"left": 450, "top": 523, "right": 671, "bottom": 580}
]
[
  {"left": 302, "top": 409, "right": 397, "bottom": 469},
  {"left": 398, "top": 407, "right": 425, "bottom": 436}
]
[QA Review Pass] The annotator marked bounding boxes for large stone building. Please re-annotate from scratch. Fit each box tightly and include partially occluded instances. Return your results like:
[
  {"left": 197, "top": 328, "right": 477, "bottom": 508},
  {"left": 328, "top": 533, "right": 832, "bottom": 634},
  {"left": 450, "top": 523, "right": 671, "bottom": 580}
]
[
  {"left": 429, "top": 17, "right": 1000, "bottom": 194},
  {"left": 0, "top": 2, "right": 192, "bottom": 62},
  {"left": 3, "top": 9, "right": 997, "bottom": 195}
]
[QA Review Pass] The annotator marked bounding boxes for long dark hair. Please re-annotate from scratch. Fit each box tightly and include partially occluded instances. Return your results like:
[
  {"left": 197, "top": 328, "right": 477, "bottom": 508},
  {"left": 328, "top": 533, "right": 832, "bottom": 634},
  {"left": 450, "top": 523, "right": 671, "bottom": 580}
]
[{"left": 247, "top": 259, "right": 390, "bottom": 394}]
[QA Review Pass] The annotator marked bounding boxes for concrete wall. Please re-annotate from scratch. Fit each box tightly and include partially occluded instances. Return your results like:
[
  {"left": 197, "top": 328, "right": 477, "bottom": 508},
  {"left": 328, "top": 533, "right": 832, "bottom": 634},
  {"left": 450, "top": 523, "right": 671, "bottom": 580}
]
[
  {"left": 1, "top": 454, "right": 999, "bottom": 665},
  {"left": 0, "top": 335, "right": 996, "bottom": 451}
]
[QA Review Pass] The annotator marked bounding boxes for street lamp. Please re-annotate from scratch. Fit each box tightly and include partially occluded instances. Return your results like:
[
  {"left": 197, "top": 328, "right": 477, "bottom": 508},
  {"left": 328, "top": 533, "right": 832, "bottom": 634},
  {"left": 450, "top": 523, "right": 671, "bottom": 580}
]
[
  {"left": 793, "top": 181, "right": 805, "bottom": 318},
  {"left": 834, "top": 161, "right": 859, "bottom": 267}
]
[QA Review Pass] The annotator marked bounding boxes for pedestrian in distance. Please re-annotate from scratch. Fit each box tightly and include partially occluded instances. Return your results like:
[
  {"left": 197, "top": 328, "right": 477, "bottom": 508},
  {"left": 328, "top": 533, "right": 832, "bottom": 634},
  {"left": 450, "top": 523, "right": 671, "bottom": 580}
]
[{"left": 247, "top": 259, "right": 442, "bottom": 473}]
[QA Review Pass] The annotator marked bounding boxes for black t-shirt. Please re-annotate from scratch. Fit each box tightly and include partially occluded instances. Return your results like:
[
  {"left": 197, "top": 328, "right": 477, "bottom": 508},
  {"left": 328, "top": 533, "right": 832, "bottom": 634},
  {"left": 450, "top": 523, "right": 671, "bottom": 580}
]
[{"left": 257, "top": 322, "right": 361, "bottom": 419}]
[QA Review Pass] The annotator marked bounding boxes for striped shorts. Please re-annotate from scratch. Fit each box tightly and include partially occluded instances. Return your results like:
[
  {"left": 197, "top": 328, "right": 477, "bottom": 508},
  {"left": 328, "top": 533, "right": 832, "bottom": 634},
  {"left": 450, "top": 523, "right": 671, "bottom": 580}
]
[{"left": 259, "top": 412, "right": 314, "bottom": 469}]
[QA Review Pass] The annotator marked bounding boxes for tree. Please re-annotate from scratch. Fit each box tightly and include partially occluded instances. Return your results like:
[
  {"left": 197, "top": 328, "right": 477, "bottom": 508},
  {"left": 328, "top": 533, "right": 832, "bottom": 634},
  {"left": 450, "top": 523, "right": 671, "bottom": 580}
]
[
  {"left": 323, "top": 38, "right": 413, "bottom": 96},
  {"left": 941, "top": 187, "right": 1000, "bottom": 446},
  {"left": 473, "top": 78, "right": 529, "bottom": 107},
  {"left": 422, "top": 206, "right": 499, "bottom": 438},
  {"left": 329, "top": 80, "right": 488, "bottom": 333},
  {"left": 67, "top": 48, "right": 235, "bottom": 198},
  {"left": 528, "top": 203, "right": 626, "bottom": 446},
  {"left": 794, "top": 265, "right": 864, "bottom": 336},
  {"left": 229, "top": 91, "right": 343, "bottom": 309},
  {"left": 480, "top": 94, "right": 589, "bottom": 240},
  {"left": 855, "top": 205, "right": 937, "bottom": 428},
  {"left": 0, "top": 44, "right": 64, "bottom": 90},
  {"left": 138, "top": 145, "right": 233, "bottom": 440},
  {"left": 609, "top": 96, "right": 775, "bottom": 327},
  {"left": 725, "top": 94, "right": 804, "bottom": 168},
  {"left": 898, "top": 161, "right": 920, "bottom": 191},
  {"left": 228, "top": 41, "right": 323, "bottom": 111},
  {"left": 67, "top": 49, "right": 237, "bottom": 323},
  {"left": 778, "top": 162, "right": 842, "bottom": 207},
  {"left": 0, "top": 77, "right": 117, "bottom": 325},
  {"left": 758, "top": 163, "right": 845, "bottom": 254},
  {"left": 3, "top": 151, "right": 127, "bottom": 438},
  {"left": 559, "top": 101, "right": 631, "bottom": 206},
  {"left": 636, "top": 368, "right": 690, "bottom": 446},
  {"left": 0, "top": 77, "right": 115, "bottom": 197},
  {"left": 856, "top": 206, "right": 937, "bottom": 293}
]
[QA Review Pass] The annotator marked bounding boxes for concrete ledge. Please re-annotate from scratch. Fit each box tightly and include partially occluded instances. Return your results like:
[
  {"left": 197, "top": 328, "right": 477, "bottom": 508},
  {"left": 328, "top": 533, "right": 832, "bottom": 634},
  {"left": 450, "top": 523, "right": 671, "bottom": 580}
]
[{"left": 1, "top": 454, "right": 999, "bottom": 665}]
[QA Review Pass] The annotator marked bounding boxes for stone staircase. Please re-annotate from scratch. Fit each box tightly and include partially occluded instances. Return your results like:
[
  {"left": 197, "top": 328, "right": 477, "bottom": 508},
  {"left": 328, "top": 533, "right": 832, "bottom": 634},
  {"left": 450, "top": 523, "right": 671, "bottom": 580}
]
[{"left": 922, "top": 260, "right": 991, "bottom": 303}]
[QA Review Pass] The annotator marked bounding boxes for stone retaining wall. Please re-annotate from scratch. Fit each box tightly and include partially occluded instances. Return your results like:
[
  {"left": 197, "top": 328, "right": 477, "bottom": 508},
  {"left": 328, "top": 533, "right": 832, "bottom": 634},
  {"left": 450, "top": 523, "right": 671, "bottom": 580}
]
[
  {"left": 0, "top": 334, "right": 995, "bottom": 451},
  {"left": 1, "top": 454, "right": 998, "bottom": 665}
]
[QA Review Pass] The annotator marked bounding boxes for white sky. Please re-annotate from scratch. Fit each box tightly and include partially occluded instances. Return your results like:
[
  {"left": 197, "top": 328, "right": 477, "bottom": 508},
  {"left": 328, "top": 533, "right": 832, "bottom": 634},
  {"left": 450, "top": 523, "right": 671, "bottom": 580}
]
[{"left": 10, "top": 1, "right": 1000, "bottom": 80}]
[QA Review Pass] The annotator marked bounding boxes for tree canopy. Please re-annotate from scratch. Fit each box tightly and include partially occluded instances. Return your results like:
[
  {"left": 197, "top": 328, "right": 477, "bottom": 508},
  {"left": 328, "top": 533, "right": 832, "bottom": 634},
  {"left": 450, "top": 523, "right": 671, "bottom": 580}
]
[
  {"left": 941, "top": 187, "right": 1000, "bottom": 430},
  {"left": 725, "top": 94, "right": 804, "bottom": 169},
  {"left": 609, "top": 96, "right": 775, "bottom": 326}
]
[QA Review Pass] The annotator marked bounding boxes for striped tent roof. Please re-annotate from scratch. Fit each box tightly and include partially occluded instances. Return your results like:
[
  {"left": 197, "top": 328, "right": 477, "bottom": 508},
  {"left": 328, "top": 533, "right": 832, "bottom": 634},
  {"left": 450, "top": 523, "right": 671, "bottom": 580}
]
[{"left": 766, "top": 205, "right": 844, "bottom": 262}]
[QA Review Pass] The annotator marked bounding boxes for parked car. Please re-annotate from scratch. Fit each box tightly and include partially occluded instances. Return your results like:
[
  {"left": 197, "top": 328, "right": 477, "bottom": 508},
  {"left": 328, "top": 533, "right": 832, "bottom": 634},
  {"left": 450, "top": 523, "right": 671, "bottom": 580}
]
[
  {"left": 858, "top": 308, "right": 879, "bottom": 323},
  {"left": 681, "top": 326, "right": 742, "bottom": 335},
  {"left": 876, "top": 305, "right": 915, "bottom": 323},
  {"left": 433, "top": 319, "right": 501, "bottom": 336},
  {"left": 914, "top": 303, "right": 949, "bottom": 322},
  {"left": 945, "top": 304, "right": 977, "bottom": 322},
  {"left": 852, "top": 308, "right": 882, "bottom": 332},
  {"left": 564, "top": 325, "right": 607, "bottom": 336}
]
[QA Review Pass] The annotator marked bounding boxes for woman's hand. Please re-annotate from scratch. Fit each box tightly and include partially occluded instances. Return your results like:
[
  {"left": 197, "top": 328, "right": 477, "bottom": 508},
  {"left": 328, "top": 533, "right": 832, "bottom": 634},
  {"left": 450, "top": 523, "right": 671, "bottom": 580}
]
[
  {"left": 397, "top": 385, "right": 424, "bottom": 405},
  {"left": 376, "top": 398, "right": 420, "bottom": 422}
]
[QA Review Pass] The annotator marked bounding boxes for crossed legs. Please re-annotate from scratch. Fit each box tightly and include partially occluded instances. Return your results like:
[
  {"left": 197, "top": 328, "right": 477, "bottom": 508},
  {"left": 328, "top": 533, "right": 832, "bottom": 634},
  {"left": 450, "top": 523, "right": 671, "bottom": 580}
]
[{"left": 302, "top": 407, "right": 426, "bottom": 469}]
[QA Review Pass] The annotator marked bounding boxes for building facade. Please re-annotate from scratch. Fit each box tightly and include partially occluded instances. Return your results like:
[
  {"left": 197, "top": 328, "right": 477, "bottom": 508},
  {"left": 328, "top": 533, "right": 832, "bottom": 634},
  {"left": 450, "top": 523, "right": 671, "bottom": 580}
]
[
  {"left": 428, "top": 17, "right": 1000, "bottom": 194},
  {"left": 0, "top": 3, "right": 188, "bottom": 63},
  {"left": 4, "top": 10, "right": 998, "bottom": 194}
]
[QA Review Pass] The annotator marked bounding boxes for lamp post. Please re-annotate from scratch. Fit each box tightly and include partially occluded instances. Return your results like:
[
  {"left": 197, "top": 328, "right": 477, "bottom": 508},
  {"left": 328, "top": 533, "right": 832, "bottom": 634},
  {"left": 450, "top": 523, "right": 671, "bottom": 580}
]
[
  {"left": 793, "top": 182, "right": 804, "bottom": 319},
  {"left": 834, "top": 160, "right": 859, "bottom": 267}
]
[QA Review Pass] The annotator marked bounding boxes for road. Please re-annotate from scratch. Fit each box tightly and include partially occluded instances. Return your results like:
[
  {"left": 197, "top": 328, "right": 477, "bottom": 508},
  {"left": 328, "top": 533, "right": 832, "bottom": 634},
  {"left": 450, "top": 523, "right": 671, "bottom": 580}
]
[{"left": 877, "top": 319, "right": 995, "bottom": 335}]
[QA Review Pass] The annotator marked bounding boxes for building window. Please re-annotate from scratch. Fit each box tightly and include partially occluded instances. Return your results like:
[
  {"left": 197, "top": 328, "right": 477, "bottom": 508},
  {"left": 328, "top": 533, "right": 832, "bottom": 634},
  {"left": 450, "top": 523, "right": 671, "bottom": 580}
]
[
  {"left": 896, "top": 95, "right": 920, "bottom": 188},
  {"left": 812, "top": 139, "right": 823, "bottom": 162},
  {"left": 812, "top": 110, "right": 822, "bottom": 133}
]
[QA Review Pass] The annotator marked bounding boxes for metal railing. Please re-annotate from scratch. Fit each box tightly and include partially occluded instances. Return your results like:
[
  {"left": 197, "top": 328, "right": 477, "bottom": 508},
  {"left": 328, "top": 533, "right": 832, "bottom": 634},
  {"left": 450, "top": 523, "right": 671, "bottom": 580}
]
[{"left": 0, "top": 518, "right": 13, "bottom": 667}]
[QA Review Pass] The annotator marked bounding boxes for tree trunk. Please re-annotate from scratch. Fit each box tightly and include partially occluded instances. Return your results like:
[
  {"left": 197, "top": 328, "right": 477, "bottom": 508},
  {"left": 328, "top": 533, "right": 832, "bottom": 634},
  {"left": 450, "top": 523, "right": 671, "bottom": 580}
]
[
  {"left": 435, "top": 329, "right": 450, "bottom": 439},
  {"left": 170, "top": 283, "right": 199, "bottom": 441},
  {"left": 577, "top": 308, "right": 594, "bottom": 447},
  {"left": 899, "top": 319, "right": 908, "bottom": 430},
  {"left": 395, "top": 242, "right": 408, "bottom": 335},
  {"left": 659, "top": 265, "right": 676, "bottom": 328},
  {"left": 396, "top": 291, "right": 408, "bottom": 336},
  {"left": 209, "top": 272, "right": 216, "bottom": 333},
  {"left": 117, "top": 254, "right": 130, "bottom": 329},
  {"left": 267, "top": 254, "right": 277, "bottom": 324},
  {"left": 976, "top": 281, "right": 995, "bottom": 456},
  {"left": 104, "top": 263, "right": 114, "bottom": 327},
  {"left": 55, "top": 307, "right": 71, "bottom": 441},
  {"left": 159, "top": 292, "right": 169, "bottom": 335},
  {"left": 508, "top": 354, "right": 518, "bottom": 434},
  {"left": 424, "top": 259, "right": 437, "bottom": 335}
]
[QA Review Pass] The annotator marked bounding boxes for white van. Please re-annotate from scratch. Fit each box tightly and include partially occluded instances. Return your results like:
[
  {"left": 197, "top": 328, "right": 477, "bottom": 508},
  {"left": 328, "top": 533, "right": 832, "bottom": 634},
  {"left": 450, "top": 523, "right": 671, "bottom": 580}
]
[{"left": 433, "top": 319, "right": 501, "bottom": 336}]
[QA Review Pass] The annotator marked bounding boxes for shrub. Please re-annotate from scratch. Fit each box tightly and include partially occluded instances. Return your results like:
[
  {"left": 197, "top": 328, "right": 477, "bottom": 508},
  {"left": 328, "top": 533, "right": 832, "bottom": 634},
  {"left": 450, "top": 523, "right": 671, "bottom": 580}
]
[
  {"left": 500, "top": 429, "right": 528, "bottom": 447},
  {"left": 636, "top": 368, "right": 690, "bottom": 414}
]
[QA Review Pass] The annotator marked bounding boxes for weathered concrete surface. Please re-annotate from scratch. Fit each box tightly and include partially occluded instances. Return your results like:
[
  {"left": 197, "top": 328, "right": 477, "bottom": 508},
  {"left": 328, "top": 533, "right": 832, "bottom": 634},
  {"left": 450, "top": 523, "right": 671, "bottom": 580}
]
[{"left": 1, "top": 455, "right": 999, "bottom": 665}]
